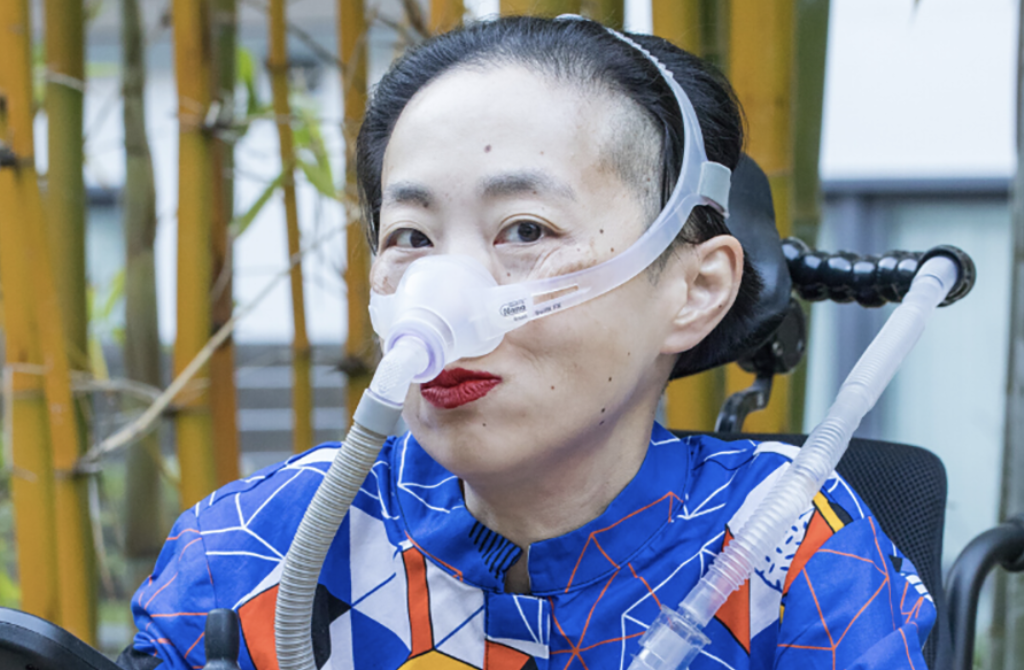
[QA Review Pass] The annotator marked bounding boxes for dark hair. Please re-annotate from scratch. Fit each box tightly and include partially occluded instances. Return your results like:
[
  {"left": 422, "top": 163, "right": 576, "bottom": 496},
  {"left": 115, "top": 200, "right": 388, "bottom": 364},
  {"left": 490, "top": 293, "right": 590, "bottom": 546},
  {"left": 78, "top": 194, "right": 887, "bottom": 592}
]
[{"left": 355, "top": 16, "right": 762, "bottom": 379}]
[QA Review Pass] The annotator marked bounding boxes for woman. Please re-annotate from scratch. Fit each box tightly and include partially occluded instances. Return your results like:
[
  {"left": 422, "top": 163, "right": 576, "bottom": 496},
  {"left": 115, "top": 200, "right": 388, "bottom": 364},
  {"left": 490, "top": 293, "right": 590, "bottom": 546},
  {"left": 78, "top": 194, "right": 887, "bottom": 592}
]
[{"left": 120, "top": 16, "right": 934, "bottom": 670}]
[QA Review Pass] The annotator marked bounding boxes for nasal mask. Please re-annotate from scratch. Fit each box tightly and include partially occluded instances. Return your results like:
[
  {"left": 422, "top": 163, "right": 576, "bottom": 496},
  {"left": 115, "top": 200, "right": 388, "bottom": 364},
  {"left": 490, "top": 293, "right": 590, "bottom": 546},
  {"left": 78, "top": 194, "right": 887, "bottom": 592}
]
[{"left": 368, "top": 26, "right": 733, "bottom": 384}]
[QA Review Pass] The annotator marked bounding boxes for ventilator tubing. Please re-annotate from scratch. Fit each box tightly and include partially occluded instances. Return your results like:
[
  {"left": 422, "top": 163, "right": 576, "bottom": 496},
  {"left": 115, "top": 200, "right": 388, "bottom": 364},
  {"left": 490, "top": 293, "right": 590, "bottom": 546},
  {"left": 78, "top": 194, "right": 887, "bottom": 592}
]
[
  {"left": 628, "top": 255, "right": 961, "bottom": 670},
  {"left": 274, "top": 337, "right": 429, "bottom": 670}
]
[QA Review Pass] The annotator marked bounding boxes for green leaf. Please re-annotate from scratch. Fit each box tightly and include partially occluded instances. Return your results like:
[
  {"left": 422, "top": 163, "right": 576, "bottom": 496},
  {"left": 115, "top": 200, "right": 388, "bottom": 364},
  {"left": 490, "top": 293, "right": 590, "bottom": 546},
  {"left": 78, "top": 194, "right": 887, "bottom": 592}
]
[
  {"left": 100, "top": 268, "right": 126, "bottom": 321},
  {"left": 294, "top": 106, "right": 335, "bottom": 195},
  {"left": 231, "top": 171, "right": 285, "bottom": 238},
  {"left": 236, "top": 46, "right": 264, "bottom": 118},
  {"left": 297, "top": 158, "right": 339, "bottom": 200}
]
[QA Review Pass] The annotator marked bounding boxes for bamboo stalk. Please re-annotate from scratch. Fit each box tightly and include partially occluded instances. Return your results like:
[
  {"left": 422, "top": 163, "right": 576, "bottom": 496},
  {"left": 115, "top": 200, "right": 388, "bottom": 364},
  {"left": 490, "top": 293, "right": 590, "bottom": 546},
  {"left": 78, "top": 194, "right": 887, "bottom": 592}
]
[
  {"left": 430, "top": 0, "right": 464, "bottom": 33},
  {"left": 787, "top": 0, "right": 830, "bottom": 432},
  {"left": 25, "top": 158, "right": 97, "bottom": 645},
  {"left": 0, "top": 0, "right": 80, "bottom": 634},
  {"left": 270, "top": 0, "right": 313, "bottom": 454},
  {"left": 499, "top": 0, "right": 582, "bottom": 16},
  {"left": 44, "top": 0, "right": 88, "bottom": 368},
  {"left": 726, "top": 0, "right": 795, "bottom": 433},
  {"left": 655, "top": 0, "right": 722, "bottom": 432},
  {"left": 584, "top": 0, "right": 623, "bottom": 29},
  {"left": 43, "top": 4, "right": 96, "bottom": 616},
  {"left": 653, "top": 0, "right": 702, "bottom": 51},
  {"left": 121, "top": 0, "right": 168, "bottom": 586},
  {"left": 172, "top": 0, "right": 218, "bottom": 508},
  {"left": 210, "top": 0, "right": 241, "bottom": 481},
  {"left": 994, "top": 1, "right": 1024, "bottom": 665},
  {"left": 0, "top": 0, "right": 59, "bottom": 625},
  {"left": 339, "top": 0, "right": 373, "bottom": 427},
  {"left": 699, "top": 0, "right": 730, "bottom": 72}
]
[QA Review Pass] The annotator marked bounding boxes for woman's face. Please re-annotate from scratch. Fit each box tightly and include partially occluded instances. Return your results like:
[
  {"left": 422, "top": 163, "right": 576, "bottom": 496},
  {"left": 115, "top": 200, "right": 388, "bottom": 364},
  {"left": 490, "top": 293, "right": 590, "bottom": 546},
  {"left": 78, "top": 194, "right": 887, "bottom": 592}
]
[{"left": 371, "top": 65, "right": 695, "bottom": 484}]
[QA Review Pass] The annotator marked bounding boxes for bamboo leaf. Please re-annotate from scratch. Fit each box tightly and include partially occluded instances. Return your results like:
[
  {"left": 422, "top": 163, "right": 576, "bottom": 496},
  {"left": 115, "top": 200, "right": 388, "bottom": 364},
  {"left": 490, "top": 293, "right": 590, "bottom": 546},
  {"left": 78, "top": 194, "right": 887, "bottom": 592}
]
[
  {"left": 100, "top": 268, "right": 126, "bottom": 321},
  {"left": 294, "top": 105, "right": 335, "bottom": 194},
  {"left": 236, "top": 46, "right": 265, "bottom": 118},
  {"left": 297, "top": 157, "right": 339, "bottom": 200},
  {"left": 230, "top": 171, "right": 285, "bottom": 237}
]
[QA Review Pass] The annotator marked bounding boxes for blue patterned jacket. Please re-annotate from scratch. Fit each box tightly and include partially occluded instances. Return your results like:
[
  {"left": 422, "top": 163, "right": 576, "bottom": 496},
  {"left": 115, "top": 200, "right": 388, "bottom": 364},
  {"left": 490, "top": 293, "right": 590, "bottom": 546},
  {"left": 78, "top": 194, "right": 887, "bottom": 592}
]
[{"left": 121, "top": 424, "right": 935, "bottom": 670}]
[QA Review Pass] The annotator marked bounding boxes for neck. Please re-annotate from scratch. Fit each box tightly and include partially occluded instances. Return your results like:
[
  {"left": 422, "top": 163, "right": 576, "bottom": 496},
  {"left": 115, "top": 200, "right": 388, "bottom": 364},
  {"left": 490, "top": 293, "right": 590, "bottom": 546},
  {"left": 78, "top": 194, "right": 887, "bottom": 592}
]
[{"left": 462, "top": 407, "right": 655, "bottom": 593}]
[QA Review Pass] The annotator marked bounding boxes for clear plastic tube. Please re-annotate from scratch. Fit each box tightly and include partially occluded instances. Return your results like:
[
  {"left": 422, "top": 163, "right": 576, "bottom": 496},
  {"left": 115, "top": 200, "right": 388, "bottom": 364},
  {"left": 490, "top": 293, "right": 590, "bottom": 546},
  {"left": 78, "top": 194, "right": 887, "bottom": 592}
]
[
  {"left": 274, "top": 338, "right": 428, "bottom": 670},
  {"left": 629, "top": 255, "right": 960, "bottom": 670}
]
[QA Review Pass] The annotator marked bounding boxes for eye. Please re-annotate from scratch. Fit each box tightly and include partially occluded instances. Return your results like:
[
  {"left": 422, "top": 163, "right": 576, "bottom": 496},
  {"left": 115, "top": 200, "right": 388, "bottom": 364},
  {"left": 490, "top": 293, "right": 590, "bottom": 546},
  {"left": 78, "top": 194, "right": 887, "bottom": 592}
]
[
  {"left": 384, "top": 228, "right": 432, "bottom": 249},
  {"left": 496, "top": 220, "right": 546, "bottom": 245}
]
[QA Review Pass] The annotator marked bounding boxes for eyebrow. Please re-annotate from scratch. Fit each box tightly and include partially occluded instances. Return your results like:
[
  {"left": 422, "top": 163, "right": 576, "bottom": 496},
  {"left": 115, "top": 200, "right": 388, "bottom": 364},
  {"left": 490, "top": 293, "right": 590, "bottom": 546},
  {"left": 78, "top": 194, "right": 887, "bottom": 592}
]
[
  {"left": 481, "top": 170, "right": 577, "bottom": 202},
  {"left": 382, "top": 182, "right": 433, "bottom": 208}
]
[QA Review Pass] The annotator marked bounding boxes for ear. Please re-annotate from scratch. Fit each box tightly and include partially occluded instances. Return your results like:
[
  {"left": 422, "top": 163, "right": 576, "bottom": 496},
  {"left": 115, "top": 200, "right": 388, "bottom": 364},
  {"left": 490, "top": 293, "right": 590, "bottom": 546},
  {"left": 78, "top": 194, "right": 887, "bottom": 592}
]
[{"left": 660, "top": 235, "right": 744, "bottom": 355}]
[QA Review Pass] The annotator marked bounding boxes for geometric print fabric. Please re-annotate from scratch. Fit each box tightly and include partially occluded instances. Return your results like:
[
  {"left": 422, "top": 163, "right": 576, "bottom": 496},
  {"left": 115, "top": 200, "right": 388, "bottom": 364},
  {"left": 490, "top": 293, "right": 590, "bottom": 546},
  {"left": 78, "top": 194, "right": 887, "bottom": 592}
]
[{"left": 125, "top": 425, "right": 935, "bottom": 670}]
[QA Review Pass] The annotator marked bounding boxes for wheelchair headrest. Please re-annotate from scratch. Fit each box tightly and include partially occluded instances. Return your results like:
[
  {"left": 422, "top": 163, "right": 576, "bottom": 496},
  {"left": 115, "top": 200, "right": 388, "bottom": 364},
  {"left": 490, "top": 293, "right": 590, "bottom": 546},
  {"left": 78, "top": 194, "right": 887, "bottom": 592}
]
[{"left": 727, "top": 153, "right": 792, "bottom": 342}]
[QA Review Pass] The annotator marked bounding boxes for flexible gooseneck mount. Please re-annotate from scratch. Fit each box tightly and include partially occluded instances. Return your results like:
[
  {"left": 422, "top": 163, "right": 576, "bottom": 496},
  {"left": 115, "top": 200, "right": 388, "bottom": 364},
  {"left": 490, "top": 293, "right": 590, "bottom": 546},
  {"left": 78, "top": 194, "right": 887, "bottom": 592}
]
[
  {"left": 782, "top": 237, "right": 975, "bottom": 308},
  {"left": 715, "top": 242, "right": 977, "bottom": 433}
]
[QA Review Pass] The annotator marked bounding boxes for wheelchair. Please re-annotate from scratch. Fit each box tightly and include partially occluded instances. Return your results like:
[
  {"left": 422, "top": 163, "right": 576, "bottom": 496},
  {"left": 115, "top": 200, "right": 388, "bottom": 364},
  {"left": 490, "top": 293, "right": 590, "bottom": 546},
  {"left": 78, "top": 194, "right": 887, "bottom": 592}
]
[{"left": 0, "top": 155, "right": 1009, "bottom": 670}]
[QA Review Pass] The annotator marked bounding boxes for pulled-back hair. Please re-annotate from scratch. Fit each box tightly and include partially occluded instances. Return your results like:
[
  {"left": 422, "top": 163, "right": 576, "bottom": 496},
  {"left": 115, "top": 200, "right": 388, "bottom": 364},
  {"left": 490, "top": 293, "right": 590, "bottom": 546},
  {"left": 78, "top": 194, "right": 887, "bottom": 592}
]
[{"left": 355, "top": 16, "right": 763, "bottom": 379}]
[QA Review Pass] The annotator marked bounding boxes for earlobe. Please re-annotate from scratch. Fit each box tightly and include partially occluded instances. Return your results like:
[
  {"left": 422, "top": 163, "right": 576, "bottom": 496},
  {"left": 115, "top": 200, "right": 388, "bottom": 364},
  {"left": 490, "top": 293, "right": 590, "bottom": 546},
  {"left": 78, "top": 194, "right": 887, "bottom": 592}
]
[{"left": 661, "top": 235, "right": 744, "bottom": 355}]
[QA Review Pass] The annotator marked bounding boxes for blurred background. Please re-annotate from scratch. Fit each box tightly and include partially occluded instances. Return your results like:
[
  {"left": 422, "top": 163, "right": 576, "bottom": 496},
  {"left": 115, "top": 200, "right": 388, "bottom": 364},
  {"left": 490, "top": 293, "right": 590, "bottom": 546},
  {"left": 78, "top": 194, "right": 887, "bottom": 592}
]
[{"left": 0, "top": 0, "right": 1017, "bottom": 665}]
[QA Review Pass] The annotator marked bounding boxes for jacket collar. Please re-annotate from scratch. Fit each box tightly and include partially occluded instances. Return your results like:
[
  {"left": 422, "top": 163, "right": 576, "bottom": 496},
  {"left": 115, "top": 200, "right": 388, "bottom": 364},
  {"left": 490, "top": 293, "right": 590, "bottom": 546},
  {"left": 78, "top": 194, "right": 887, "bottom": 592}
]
[{"left": 391, "top": 424, "right": 692, "bottom": 594}]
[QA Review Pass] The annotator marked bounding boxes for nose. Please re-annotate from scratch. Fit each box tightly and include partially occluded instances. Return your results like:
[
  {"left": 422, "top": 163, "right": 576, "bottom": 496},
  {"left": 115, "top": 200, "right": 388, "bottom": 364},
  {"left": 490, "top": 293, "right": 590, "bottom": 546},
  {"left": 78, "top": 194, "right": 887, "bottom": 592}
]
[{"left": 434, "top": 230, "right": 502, "bottom": 282}]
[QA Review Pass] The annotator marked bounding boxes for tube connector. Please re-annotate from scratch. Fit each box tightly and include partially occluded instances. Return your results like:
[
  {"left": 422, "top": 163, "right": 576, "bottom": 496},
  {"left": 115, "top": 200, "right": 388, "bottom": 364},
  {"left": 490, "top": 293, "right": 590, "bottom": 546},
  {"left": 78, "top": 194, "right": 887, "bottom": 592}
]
[
  {"left": 918, "top": 245, "right": 975, "bottom": 306},
  {"left": 629, "top": 607, "right": 710, "bottom": 670}
]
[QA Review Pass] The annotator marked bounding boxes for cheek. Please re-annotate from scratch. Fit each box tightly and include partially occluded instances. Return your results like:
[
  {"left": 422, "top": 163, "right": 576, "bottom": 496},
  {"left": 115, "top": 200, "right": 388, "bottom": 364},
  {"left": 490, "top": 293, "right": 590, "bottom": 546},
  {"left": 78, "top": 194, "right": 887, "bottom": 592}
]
[{"left": 369, "top": 257, "right": 404, "bottom": 294}]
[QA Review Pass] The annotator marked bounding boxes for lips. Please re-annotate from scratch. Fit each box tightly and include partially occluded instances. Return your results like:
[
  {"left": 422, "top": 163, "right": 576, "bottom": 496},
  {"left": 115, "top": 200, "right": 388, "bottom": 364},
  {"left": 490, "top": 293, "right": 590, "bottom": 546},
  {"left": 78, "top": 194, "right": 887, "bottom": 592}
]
[{"left": 420, "top": 367, "right": 502, "bottom": 409}]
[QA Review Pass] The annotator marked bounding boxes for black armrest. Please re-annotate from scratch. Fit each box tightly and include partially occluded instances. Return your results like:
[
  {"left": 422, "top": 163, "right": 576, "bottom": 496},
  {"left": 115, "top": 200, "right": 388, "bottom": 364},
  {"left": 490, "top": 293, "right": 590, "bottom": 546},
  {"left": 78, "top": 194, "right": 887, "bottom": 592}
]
[
  {"left": 0, "top": 607, "right": 119, "bottom": 670},
  {"left": 945, "top": 515, "right": 1024, "bottom": 670}
]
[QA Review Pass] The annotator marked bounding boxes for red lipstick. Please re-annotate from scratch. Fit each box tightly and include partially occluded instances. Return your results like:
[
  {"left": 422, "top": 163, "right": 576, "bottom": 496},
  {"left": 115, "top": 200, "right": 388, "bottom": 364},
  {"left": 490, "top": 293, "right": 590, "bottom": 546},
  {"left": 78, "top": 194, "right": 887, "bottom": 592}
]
[{"left": 420, "top": 367, "right": 502, "bottom": 409}]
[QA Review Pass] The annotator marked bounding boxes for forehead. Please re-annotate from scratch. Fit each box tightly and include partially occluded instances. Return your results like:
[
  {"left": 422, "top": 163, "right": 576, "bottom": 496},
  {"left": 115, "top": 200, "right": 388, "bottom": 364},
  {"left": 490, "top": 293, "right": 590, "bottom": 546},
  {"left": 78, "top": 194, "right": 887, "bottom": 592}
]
[{"left": 381, "top": 64, "right": 627, "bottom": 201}]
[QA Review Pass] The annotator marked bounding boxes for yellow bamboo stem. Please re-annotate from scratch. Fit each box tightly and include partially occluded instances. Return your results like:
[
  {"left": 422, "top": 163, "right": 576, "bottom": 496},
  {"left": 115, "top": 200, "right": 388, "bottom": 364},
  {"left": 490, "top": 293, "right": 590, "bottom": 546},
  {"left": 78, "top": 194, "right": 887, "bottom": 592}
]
[
  {"left": 44, "top": 0, "right": 88, "bottom": 368},
  {"left": 728, "top": 0, "right": 795, "bottom": 433},
  {"left": 210, "top": 0, "right": 240, "bottom": 482},
  {"left": 339, "top": 0, "right": 373, "bottom": 425},
  {"left": 655, "top": 0, "right": 720, "bottom": 432},
  {"left": 430, "top": 0, "right": 464, "bottom": 33},
  {"left": 583, "top": 0, "right": 623, "bottom": 29},
  {"left": 270, "top": 0, "right": 313, "bottom": 454},
  {"left": 499, "top": 0, "right": 582, "bottom": 17},
  {"left": 173, "top": 0, "right": 218, "bottom": 508},
  {"left": 653, "top": 0, "right": 703, "bottom": 50},
  {"left": 0, "top": 0, "right": 71, "bottom": 631},
  {"left": 788, "top": 0, "right": 830, "bottom": 432},
  {"left": 26, "top": 166, "right": 97, "bottom": 645}
]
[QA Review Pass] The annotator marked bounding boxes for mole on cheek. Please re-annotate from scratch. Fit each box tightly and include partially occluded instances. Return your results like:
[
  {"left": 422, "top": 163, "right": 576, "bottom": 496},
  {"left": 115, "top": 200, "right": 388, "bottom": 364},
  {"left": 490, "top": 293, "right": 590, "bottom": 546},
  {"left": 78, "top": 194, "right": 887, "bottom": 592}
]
[
  {"left": 551, "top": 385, "right": 556, "bottom": 390},
  {"left": 601, "top": 407, "right": 606, "bottom": 414},
  {"left": 484, "top": 144, "right": 492, "bottom": 153}
]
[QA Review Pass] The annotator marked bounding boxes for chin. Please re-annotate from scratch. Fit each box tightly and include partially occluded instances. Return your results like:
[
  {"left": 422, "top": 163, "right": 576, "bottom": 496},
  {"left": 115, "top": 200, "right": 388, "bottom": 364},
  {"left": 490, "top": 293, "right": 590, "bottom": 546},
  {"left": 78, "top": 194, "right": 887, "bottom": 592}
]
[{"left": 411, "top": 419, "right": 533, "bottom": 480}]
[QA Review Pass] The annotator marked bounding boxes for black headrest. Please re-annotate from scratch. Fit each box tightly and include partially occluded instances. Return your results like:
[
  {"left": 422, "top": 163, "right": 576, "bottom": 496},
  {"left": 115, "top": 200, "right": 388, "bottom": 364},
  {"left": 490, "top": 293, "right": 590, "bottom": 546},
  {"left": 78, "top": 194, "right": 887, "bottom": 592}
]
[{"left": 727, "top": 153, "right": 792, "bottom": 341}]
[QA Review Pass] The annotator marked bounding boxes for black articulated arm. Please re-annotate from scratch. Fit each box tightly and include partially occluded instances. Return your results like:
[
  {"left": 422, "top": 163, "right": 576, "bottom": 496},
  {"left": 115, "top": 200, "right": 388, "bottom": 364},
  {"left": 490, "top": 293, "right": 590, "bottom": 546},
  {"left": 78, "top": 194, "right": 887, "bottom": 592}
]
[
  {"left": 782, "top": 237, "right": 975, "bottom": 308},
  {"left": 716, "top": 239, "right": 975, "bottom": 434}
]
